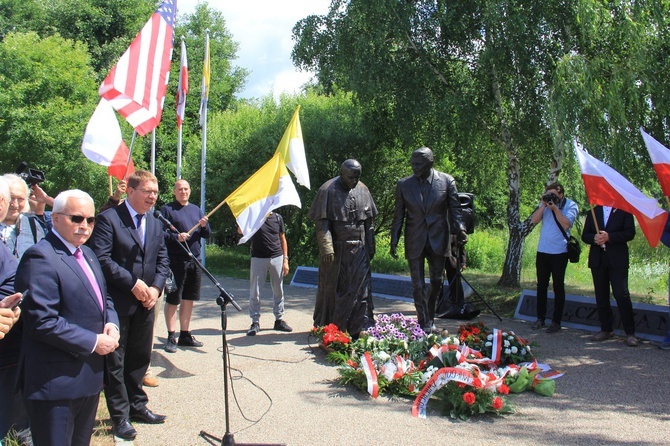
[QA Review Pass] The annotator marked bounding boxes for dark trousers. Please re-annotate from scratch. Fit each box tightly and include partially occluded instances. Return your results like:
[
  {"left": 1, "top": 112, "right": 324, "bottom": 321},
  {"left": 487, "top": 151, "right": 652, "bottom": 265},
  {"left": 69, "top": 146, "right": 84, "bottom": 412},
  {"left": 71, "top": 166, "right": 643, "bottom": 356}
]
[
  {"left": 26, "top": 395, "right": 99, "bottom": 446},
  {"left": 536, "top": 251, "right": 569, "bottom": 324},
  {"left": 105, "top": 304, "right": 154, "bottom": 424},
  {"left": 0, "top": 365, "right": 29, "bottom": 439},
  {"left": 408, "top": 242, "right": 446, "bottom": 328},
  {"left": 590, "top": 262, "right": 635, "bottom": 335}
]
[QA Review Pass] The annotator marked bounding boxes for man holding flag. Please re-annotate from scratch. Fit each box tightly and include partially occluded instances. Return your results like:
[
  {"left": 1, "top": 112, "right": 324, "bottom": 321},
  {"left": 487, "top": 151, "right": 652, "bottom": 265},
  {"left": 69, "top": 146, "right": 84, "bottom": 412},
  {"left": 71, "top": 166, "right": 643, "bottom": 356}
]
[{"left": 582, "top": 207, "right": 639, "bottom": 346}]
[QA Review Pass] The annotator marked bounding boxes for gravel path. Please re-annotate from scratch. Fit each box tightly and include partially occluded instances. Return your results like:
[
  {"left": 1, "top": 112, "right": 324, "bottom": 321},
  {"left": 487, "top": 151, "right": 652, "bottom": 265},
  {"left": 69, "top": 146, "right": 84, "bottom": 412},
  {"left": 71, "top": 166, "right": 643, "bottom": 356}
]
[{"left": 118, "top": 277, "right": 670, "bottom": 446}]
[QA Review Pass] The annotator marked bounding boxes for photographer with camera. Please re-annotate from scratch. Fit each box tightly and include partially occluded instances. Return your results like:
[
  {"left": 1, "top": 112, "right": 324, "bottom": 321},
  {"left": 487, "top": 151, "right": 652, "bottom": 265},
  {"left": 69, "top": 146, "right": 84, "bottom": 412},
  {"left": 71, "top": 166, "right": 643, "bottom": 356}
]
[
  {"left": 529, "top": 183, "right": 579, "bottom": 333},
  {"left": 0, "top": 174, "right": 48, "bottom": 259}
]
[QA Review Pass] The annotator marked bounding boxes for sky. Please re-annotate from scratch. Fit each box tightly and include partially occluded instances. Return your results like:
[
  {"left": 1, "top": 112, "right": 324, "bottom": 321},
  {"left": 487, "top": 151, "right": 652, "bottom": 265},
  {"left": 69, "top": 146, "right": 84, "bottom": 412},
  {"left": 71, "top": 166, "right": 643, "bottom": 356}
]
[{"left": 178, "top": 0, "right": 331, "bottom": 99}]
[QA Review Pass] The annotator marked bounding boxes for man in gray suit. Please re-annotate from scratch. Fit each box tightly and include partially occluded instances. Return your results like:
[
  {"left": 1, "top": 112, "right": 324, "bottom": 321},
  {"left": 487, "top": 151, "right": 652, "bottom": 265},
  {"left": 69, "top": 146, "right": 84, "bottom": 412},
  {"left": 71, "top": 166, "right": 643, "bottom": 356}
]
[{"left": 391, "top": 147, "right": 467, "bottom": 332}]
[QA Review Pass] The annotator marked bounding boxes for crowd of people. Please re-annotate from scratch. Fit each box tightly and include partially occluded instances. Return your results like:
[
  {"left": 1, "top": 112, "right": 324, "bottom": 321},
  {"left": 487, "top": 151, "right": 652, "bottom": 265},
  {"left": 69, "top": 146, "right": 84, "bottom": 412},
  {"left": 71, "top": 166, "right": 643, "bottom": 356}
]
[
  {"left": 0, "top": 171, "right": 218, "bottom": 445},
  {"left": 2, "top": 147, "right": 670, "bottom": 444}
]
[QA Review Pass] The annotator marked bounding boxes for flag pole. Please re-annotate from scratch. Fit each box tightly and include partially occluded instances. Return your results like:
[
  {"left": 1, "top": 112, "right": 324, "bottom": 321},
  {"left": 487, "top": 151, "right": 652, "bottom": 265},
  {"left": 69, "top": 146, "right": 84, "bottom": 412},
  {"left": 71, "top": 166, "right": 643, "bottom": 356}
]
[
  {"left": 122, "top": 131, "right": 137, "bottom": 181},
  {"left": 589, "top": 204, "right": 606, "bottom": 252},
  {"left": 665, "top": 196, "right": 670, "bottom": 209},
  {"left": 151, "top": 129, "right": 156, "bottom": 175},
  {"left": 109, "top": 175, "right": 113, "bottom": 196},
  {"left": 187, "top": 198, "right": 227, "bottom": 235},
  {"left": 177, "top": 36, "right": 187, "bottom": 180},
  {"left": 199, "top": 30, "right": 210, "bottom": 266}
]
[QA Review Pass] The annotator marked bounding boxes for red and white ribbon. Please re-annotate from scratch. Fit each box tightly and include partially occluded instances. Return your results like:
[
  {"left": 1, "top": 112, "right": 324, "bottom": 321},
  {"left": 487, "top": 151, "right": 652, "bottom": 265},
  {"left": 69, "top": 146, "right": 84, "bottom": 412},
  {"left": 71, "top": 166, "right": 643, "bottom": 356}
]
[
  {"left": 361, "top": 352, "right": 379, "bottom": 398},
  {"left": 411, "top": 367, "right": 475, "bottom": 418}
]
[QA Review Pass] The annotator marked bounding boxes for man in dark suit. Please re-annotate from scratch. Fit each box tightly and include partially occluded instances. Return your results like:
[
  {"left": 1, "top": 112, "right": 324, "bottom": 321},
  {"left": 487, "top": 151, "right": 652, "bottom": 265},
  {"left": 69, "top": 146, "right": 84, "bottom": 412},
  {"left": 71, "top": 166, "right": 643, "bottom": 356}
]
[
  {"left": 582, "top": 206, "right": 638, "bottom": 346},
  {"left": 390, "top": 147, "right": 467, "bottom": 332},
  {"left": 89, "top": 170, "right": 169, "bottom": 440},
  {"left": 15, "top": 189, "right": 119, "bottom": 446}
]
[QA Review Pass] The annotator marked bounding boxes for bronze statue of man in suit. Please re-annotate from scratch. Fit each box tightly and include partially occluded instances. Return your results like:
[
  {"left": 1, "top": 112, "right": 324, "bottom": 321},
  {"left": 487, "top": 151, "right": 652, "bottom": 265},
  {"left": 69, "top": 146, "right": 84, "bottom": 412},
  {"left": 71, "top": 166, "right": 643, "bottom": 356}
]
[{"left": 390, "top": 147, "right": 467, "bottom": 332}]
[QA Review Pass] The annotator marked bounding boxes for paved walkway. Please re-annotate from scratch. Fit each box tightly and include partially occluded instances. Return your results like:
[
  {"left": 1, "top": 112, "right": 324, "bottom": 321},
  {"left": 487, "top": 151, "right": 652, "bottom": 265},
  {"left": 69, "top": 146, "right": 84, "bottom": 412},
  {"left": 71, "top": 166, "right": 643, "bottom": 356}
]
[{"left": 119, "top": 277, "right": 670, "bottom": 446}]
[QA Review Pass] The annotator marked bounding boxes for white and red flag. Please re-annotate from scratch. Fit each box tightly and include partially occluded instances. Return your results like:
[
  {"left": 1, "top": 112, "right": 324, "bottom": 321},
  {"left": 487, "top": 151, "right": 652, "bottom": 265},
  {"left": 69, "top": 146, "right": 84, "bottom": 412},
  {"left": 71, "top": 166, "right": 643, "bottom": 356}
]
[
  {"left": 575, "top": 146, "right": 667, "bottom": 247},
  {"left": 81, "top": 99, "right": 135, "bottom": 180},
  {"left": 176, "top": 37, "right": 188, "bottom": 129},
  {"left": 640, "top": 127, "right": 670, "bottom": 196},
  {"left": 99, "top": 0, "right": 177, "bottom": 136}
]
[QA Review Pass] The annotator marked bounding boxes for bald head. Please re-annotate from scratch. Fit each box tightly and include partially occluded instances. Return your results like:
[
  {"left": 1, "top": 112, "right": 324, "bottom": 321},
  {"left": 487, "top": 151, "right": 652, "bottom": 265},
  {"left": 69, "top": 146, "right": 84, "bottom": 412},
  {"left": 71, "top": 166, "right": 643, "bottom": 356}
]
[
  {"left": 174, "top": 179, "right": 191, "bottom": 205},
  {"left": 340, "top": 159, "right": 362, "bottom": 191},
  {"left": 411, "top": 147, "right": 434, "bottom": 179}
]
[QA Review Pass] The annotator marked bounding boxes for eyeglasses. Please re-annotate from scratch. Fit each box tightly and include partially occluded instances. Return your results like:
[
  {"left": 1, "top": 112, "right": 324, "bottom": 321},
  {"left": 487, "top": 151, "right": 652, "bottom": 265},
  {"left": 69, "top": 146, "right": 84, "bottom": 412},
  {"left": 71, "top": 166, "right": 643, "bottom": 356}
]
[
  {"left": 133, "top": 188, "right": 159, "bottom": 197},
  {"left": 10, "top": 196, "right": 26, "bottom": 204},
  {"left": 56, "top": 213, "right": 96, "bottom": 225}
]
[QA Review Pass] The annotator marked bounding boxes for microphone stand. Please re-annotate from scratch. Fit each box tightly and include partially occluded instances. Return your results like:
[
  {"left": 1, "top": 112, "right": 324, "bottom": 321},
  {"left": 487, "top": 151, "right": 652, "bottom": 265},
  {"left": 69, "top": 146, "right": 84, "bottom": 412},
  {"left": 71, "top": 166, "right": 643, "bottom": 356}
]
[{"left": 159, "top": 221, "right": 240, "bottom": 446}]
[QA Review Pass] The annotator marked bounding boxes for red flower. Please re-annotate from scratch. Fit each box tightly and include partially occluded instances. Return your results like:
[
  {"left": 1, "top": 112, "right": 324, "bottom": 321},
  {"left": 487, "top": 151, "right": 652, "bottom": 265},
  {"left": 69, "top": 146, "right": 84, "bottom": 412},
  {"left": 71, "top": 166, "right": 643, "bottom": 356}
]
[
  {"left": 471, "top": 327, "right": 480, "bottom": 335},
  {"left": 346, "top": 359, "right": 358, "bottom": 368},
  {"left": 498, "top": 384, "right": 510, "bottom": 395},
  {"left": 457, "top": 382, "right": 467, "bottom": 388},
  {"left": 462, "top": 392, "right": 476, "bottom": 405},
  {"left": 472, "top": 378, "right": 483, "bottom": 389},
  {"left": 492, "top": 397, "right": 503, "bottom": 410}
]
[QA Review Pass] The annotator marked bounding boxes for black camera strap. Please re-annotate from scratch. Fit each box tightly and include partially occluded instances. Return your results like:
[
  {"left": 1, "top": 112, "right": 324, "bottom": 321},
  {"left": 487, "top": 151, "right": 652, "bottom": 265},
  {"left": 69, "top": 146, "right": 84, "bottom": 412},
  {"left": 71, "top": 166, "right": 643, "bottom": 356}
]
[{"left": 551, "top": 209, "right": 571, "bottom": 242}]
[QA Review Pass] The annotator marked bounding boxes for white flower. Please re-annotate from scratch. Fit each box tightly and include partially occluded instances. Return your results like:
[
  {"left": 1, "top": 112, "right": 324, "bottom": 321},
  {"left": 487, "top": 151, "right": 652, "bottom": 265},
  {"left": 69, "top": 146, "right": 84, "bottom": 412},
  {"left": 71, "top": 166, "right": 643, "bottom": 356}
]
[
  {"left": 502, "top": 332, "right": 508, "bottom": 337},
  {"left": 511, "top": 346, "right": 518, "bottom": 354},
  {"left": 377, "top": 351, "right": 390, "bottom": 362},
  {"left": 521, "top": 348, "right": 527, "bottom": 356},
  {"left": 508, "top": 336, "right": 514, "bottom": 341},
  {"left": 487, "top": 334, "right": 493, "bottom": 341},
  {"left": 485, "top": 341, "right": 492, "bottom": 347},
  {"left": 503, "top": 340, "right": 510, "bottom": 347},
  {"left": 504, "top": 348, "right": 511, "bottom": 354}
]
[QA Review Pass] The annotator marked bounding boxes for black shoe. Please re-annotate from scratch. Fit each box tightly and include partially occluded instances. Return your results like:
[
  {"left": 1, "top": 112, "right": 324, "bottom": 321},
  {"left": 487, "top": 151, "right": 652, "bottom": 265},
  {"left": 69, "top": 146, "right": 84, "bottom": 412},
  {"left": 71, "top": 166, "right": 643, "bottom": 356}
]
[
  {"left": 531, "top": 319, "right": 545, "bottom": 330},
  {"left": 247, "top": 322, "right": 260, "bottom": 336},
  {"left": 546, "top": 323, "right": 561, "bottom": 334},
  {"left": 274, "top": 319, "right": 293, "bottom": 332},
  {"left": 177, "top": 334, "right": 203, "bottom": 347},
  {"left": 165, "top": 335, "right": 177, "bottom": 353},
  {"left": 130, "top": 407, "right": 166, "bottom": 424},
  {"left": 112, "top": 419, "right": 137, "bottom": 440}
]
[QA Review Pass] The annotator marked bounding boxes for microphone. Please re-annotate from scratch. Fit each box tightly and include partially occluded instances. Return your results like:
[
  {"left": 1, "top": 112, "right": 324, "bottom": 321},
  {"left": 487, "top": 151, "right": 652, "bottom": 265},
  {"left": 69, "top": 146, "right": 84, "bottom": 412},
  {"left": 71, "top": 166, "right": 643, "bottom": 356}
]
[{"left": 153, "top": 210, "right": 179, "bottom": 234}]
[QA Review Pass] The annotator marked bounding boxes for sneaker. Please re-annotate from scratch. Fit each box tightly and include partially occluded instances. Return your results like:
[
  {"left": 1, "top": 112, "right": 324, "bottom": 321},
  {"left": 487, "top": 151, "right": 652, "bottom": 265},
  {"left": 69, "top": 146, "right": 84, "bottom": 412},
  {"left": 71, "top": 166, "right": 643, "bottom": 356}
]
[
  {"left": 625, "top": 335, "right": 639, "bottom": 347},
  {"left": 659, "top": 337, "right": 670, "bottom": 350},
  {"left": 546, "top": 323, "right": 561, "bottom": 334},
  {"left": 178, "top": 334, "right": 204, "bottom": 347},
  {"left": 531, "top": 319, "right": 545, "bottom": 330},
  {"left": 165, "top": 335, "right": 177, "bottom": 353},
  {"left": 247, "top": 322, "right": 260, "bottom": 336},
  {"left": 274, "top": 319, "right": 293, "bottom": 332},
  {"left": 591, "top": 331, "right": 614, "bottom": 342}
]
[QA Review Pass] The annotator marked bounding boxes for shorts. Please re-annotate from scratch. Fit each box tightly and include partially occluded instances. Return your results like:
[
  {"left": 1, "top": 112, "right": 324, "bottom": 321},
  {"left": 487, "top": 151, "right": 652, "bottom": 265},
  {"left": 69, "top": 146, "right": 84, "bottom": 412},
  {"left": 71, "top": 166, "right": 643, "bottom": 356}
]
[{"left": 165, "top": 258, "right": 202, "bottom": 305}]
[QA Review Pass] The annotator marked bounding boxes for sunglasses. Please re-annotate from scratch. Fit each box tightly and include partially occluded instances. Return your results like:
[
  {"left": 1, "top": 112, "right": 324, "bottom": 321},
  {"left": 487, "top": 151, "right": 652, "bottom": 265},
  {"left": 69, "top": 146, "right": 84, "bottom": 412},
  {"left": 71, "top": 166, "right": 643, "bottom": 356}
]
[{"left": 57, "top": 213, "right": 96, "bottom": 225}]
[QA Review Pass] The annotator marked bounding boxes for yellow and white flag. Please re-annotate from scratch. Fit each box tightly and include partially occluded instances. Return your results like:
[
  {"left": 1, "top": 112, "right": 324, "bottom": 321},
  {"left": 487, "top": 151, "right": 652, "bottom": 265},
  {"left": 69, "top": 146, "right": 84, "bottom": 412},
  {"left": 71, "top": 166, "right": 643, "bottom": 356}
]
[
  {"left": 226, "top": 152, "right": 301, "bottom": 244},
  {"left": 275, "top": 105, "right": 310, "bottom": 189}
]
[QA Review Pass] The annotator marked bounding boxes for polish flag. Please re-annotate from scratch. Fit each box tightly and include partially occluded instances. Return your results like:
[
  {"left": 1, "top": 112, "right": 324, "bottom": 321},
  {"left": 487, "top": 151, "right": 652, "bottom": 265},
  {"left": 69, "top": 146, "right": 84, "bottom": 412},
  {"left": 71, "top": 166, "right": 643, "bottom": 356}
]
[
  {"left": 640, "top": 127, "right": 670, "bottom": 196},
  {"left": 576, "top": 146, "right": 667, "bottom": 247},
  {"left": 82, "top": 99, "right": 135, "bottom": 180}
]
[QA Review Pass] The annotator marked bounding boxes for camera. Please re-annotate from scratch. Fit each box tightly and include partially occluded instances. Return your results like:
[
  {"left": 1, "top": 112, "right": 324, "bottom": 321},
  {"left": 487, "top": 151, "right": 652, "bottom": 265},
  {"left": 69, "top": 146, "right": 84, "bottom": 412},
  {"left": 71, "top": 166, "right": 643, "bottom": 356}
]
[
  {"left": 14, "top": 161, "right": 45, "bottom": 187},
  {"left": 542, "top": 193, "right": 559, "bottom": 205}
]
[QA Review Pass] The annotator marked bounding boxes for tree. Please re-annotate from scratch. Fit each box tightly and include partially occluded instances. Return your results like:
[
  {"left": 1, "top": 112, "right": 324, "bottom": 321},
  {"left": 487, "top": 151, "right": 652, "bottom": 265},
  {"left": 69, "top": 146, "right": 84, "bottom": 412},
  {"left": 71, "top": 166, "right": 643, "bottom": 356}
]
[{"left": 0, "top": 32, "right": 112, "bottom": 203}]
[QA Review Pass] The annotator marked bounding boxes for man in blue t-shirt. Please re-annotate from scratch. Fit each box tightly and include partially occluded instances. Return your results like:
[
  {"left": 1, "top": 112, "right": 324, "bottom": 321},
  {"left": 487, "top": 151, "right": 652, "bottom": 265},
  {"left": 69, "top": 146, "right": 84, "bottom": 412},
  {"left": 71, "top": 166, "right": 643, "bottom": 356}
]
[
  {"left": 529, "top": 182, "right": 579, "bottom": 334},
  {"left": 160, "top": 180, "right": 210, "bottom": 353},
  {"left": 244, "top": 212, "right": 292, "bottom": 336}
]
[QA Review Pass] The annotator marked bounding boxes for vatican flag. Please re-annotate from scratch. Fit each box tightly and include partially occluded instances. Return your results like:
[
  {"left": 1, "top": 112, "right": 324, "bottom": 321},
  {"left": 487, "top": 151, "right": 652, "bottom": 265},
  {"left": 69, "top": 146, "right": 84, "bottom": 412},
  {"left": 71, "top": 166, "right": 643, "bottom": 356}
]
[
  {"left": 226, "top": 153, "right": 301, "bottom": 244},
  {"left": 275, "top": 105, "right": 310, "bottom": 189}
]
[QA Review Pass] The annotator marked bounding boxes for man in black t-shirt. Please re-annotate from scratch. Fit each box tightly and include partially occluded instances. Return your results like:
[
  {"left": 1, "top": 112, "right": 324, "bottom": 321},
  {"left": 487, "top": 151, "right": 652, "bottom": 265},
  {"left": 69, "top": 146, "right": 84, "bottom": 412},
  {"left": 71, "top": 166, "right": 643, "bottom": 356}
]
[{"left": 245, "top": 212, "right": 292, "bottom": 336}]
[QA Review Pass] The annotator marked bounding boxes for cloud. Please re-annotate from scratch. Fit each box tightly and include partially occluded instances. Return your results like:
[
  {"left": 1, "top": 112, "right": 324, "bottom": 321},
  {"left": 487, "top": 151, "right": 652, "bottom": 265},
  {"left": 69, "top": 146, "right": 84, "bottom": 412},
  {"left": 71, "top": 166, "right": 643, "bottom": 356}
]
[{"left": 177, "top": 0, "right": 330, "bottom": 99}]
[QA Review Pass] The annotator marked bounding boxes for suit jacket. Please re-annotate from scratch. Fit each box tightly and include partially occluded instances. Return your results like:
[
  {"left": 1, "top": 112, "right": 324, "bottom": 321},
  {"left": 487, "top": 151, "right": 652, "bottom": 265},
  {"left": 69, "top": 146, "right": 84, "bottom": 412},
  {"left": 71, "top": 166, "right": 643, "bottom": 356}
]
[
  {"left": 15, "top": 232, "right": 119, "bottom": 401},
  {"left": 581, "top": 206, "right": 635, "bottom": 269},
  {"left": 88, "top": 203, "right": 169, "bottom": 316},
  {"left": 391, "top": 169, "right": 464, "bottom": 259}
]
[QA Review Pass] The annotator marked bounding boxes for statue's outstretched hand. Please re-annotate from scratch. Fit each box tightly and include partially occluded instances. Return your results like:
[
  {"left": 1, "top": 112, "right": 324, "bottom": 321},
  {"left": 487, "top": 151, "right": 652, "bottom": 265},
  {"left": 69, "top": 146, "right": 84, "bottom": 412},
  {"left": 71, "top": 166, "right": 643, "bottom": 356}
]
[{"left": 457, "top": 230, "right": 468, "bottom": 245}]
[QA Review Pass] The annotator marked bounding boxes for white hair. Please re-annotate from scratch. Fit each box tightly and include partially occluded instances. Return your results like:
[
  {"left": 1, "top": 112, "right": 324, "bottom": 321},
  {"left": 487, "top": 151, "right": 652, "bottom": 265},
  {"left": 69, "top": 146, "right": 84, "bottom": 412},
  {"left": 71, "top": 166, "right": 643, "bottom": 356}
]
[
  {"left": 2, "top": 174, "right": 30, "bottom": 213},
  {"left": 53, "top": 189, "right": 94, "bottom": 213},
  {"left": 0, "top": 177, "right": 9, "bottom": 204}
]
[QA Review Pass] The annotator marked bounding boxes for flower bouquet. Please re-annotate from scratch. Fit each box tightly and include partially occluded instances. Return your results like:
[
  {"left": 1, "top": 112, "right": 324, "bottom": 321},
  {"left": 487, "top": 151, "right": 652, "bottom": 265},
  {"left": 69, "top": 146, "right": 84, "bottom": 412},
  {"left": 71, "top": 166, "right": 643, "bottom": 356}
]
[{"left": 313, "top": 314, "right": 560, "bottom": 420}]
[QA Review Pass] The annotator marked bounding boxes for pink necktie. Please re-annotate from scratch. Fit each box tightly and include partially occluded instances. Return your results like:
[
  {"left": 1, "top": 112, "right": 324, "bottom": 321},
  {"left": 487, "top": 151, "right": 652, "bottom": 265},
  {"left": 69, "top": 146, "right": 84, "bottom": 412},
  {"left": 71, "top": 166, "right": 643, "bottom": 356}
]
[{"left": 74, "top": 248, "right": 104, "bottom": 310}]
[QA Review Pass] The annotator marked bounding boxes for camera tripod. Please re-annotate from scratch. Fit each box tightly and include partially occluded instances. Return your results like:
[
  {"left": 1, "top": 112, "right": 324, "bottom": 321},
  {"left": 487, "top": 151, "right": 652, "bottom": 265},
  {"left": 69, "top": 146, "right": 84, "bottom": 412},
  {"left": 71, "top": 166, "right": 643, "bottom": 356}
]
[{"left": 435, "top": 268, "right": 502, "bottom": 321}]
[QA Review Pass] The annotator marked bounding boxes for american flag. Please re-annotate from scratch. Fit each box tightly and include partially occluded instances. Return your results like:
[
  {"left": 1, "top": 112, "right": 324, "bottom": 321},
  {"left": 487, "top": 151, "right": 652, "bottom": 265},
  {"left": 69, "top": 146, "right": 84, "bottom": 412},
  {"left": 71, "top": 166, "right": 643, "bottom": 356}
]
[
  {"left": 176, "top": 37, "right": 188, "bottom": 129},
  {"left": 99, "top": 0, "right": 177, "bottom": 136}
]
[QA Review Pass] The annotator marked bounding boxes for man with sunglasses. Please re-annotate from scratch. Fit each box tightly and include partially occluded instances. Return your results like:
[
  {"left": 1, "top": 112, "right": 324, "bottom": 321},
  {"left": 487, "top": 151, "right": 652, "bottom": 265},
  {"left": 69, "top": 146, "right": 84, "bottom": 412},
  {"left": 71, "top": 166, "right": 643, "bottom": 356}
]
[
  {"left": 89, "top": 170, "right": 170, "bottom": 441},
  {"left": 16, "top": 189, "right": 119, "bottom": 445}
]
